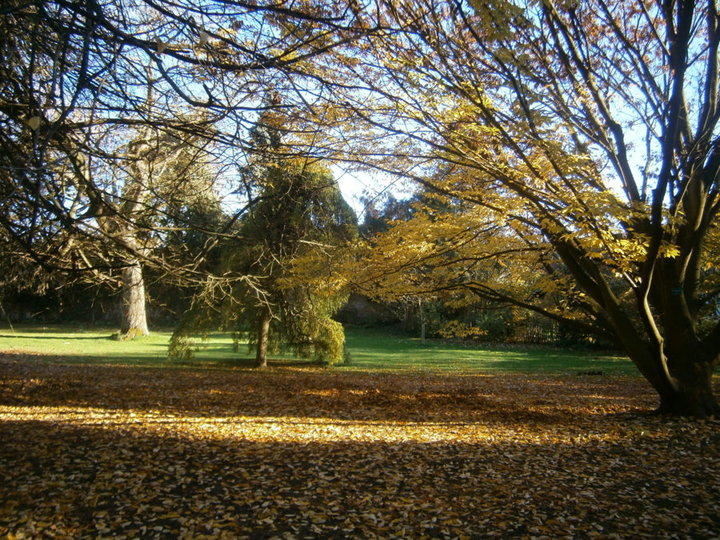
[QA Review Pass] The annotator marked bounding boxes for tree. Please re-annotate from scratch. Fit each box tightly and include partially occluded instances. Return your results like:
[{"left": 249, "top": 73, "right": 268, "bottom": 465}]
[
  {"left": 97, "top": 123, "right": 218, "bottom": 337},
  {"left": 353, "top": 186, "right": 606, "bottom": 343},
  {"left": 0, "top": 0, "right": 368, "bottom": 330},
  {"left": 173, "top": 157, "right": 357, "bottom": 366},
  {"left": 320, "top": 0, "right": 720, "bottom": 415},
  {"left": 1, "top": 99, "right": 219, "bottom": 335},
  {"left": 240, "top": 160, "right": 357, "bottom": 366},
  {"left": 171, "top": 105, "right": 358, "bottom": 366}
]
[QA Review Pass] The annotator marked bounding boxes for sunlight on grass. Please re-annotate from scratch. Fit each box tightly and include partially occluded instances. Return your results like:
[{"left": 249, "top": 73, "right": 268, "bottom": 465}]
[
  {"left": 341, "top": 327, "right": 634, "bottom": 375},
  {"left": 0, "top": 326, "right": 173, "bottom": 365},
  {"left": 0, "top": 326, "right": 274, "bottom": 368},
  {"left": 0, "top": 324, "right": 634, "bottom": 374}
]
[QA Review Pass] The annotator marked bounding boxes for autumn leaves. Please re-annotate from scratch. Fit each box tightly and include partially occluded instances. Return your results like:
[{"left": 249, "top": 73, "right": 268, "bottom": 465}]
[{"left": 2, "top": 359, "right": 719, "bottom": 537}]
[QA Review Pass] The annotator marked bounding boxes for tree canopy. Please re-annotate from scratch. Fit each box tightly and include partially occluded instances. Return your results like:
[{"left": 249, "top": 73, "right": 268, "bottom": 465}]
[
  {"left": 312, "top": 0, "right": 720, "bottom": 416},
  {"left": 0, "top": 0, "right": 366, "bottom": 277},
  {"left": 171, "top": 156, "right": 357, "bottom": 366}
]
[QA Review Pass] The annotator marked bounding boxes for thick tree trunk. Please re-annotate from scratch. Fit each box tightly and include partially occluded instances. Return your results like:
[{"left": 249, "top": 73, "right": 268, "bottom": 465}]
[
  {"left": 120, "top": 260, "right": 149, "bottom": 338},
  {"left": 629, "top": 341, "right": 719, "bottom": 417},
  {"left": 648, "top": 268, "right": 720, "bottom": 417},
  {"left": 657, "top": 379, "right": 718, "bottom": 417},
  {"left": 256, "top": 310, "right": 271, "bottom": 368},
  {"left": 656, "top": 354, "right": 719, "bottom": 417}
]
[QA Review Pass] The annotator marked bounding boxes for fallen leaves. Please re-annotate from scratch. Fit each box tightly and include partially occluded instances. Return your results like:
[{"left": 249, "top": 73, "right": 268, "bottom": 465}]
[{"left": 0, "top": 354, "right": 719, "bottom": 538}]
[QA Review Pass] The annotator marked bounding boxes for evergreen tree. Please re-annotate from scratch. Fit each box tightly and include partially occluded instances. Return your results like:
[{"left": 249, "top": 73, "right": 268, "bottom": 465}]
[
  {"left": 230, "top": 159, "right": 357, "bottom": 366},
  {"left": 172, "top": 108, "right": 357, "bottom": 366}
]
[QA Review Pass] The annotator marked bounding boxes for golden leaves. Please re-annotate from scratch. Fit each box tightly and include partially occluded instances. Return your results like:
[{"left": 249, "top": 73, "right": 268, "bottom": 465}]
[
  {"left": 437, "top": 320, "right": 487, "bottom": 339},
  {"left": 351, "top": 193, "right": 538, "bottom": 310},
  {"left": 1, "top": 359, "right": 719, "bottom": 538},
  {"left": 25, "top": 117, "right": 41, "bottom": 130}
]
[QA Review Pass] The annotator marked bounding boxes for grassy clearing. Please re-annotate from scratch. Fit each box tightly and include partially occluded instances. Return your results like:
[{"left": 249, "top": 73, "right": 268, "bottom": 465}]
[
  {"left": 0, "top": 325, "right": 275, "bottom": 368},
  {"left": 0, "top": 324, "right": 633, "bottom": 374},
  {"left": 343, "top": 326, "right": 633, "bottom": 374}
]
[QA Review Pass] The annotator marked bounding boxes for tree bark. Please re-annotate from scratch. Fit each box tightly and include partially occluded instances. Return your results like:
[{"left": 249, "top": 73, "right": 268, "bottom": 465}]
[
  {"left": 628, "top": 332, "right": 719, "bottom": 417},
  {"left": 642, "top": 262, "right": 720, "bottom": 417},
  {"left": 657, "top": 348, "right": 719, "bottom": 417},
  {"left": 256, "top": 309, "right": 271, "bottom": 368},
  {"left": 120, "top": 260, "right": 149, "bottom": 338},
  {"left": 656, "top": 373, "right": 719, "bottom": 417}
]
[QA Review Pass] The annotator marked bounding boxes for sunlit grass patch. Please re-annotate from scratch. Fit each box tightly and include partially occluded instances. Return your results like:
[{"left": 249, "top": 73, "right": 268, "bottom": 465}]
[
  {"left": 341, "top": 326, "right": 633, "bottom": 375},
  {"left": 0, "top": 323, "right": 635, "bottom": 374},
  {"left": 0, "top": 326, "right": 293, "bottom": 368}
]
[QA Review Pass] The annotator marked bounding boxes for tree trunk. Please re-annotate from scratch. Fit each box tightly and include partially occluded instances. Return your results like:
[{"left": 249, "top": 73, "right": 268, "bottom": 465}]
[
  {"left": 657, "top": 352, "right": 719, "bottom": 417},
  {"left": 657, "top": 379, "right": 718, "bottom": 417},
  {"left": 648, "top": 268, "right": 720, "bottom": 417},
  {"left": 618, "top": 323, "right": 718, "bottom": 418},
  {"left": 120, "top": 260, "right": 149, "bottom": 338},
  {"left": 256, "top": 309, "right": 271, "bottom": 368}
]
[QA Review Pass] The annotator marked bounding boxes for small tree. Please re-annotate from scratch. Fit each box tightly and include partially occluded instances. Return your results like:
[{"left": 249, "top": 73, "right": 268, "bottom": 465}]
[
  {"left": 171, "top": 117, "right": 357, "bottom": 366},
  {"left": 234, "top": 156, "right": 357, "bottom": 366}
]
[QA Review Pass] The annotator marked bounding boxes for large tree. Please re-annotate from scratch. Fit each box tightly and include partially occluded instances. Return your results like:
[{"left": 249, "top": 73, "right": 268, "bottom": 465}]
[
  {"left": 319, "top": 0, "right": 720, "bottom": 416},
  {"left": 0, "top": 0, "right": 367, "bottom": 330},
  {"left": 95, "top": 123, "right": 217, "bottom": 336}
]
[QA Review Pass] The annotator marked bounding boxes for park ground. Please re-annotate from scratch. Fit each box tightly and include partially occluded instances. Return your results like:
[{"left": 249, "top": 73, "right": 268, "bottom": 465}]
[{"left": 1, "top": 326, "right": 719, "bottom": 538}]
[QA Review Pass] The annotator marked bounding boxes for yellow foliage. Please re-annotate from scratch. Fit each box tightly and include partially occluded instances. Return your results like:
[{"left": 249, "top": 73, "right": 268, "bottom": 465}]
[{"left": 437, "top": 321, "right": 488, "bottom": 340}]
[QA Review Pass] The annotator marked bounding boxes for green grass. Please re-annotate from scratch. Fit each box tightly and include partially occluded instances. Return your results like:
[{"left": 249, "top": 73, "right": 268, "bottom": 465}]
[
  {"left": 0, "top": 323, "right": 635, "bottom": 374},
  {"left": 0, "top": 325, "right": 286, "bottom": 368},
  {"left": 343, "top": 326, "right": 634, "bottom": 374}
]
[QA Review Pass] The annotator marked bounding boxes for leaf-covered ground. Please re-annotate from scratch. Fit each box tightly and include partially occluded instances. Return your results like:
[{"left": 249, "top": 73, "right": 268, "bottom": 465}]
[{"left": 1, "top": 353, "right": 719, "bottom": 539}]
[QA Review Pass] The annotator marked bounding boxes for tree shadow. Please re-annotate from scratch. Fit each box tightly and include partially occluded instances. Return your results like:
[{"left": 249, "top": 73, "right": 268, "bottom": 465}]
[
  {"left": 0, "top": 352, "right": 659, "bottom": 425},
  {"left": 0, "top": 417, "right": 717, "bottom": 538},
  {"left": 187, "top": 356, "right": 322, "bottom": 368}
]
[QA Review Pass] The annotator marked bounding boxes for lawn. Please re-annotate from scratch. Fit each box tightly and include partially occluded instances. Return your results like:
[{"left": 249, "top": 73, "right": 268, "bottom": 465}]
[
  {"left": 344, "top": 326, "right": 634, "bottom": 374},
  {"left": 1, "top": 325, "right": 719, "bottom": 538},
  {"left": 0, "top": 324, "right": 634, "bottom": 374}
]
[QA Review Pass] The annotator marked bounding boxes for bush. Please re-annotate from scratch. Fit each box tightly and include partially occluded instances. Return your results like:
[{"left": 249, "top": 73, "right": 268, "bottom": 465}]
[
  {"left": 312, "top": 318, "right": 346, "bottom": 365},
  {"left": 167, "top": 335, "right": 195, "bottom": 361}
]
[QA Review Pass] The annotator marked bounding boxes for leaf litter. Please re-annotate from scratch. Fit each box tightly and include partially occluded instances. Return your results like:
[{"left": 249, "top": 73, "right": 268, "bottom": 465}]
[{"left": 0, "top": 353, "right": 719, "bottom": 538}]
